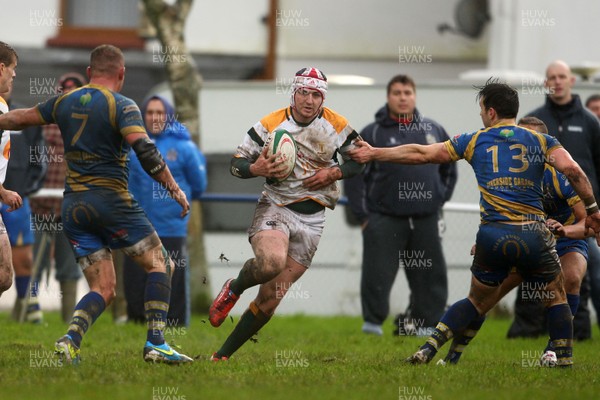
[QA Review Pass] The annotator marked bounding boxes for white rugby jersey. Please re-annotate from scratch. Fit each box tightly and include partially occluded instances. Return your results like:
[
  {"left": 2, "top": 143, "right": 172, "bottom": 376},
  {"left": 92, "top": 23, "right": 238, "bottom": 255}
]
[
  {"left": 0, "top": 96, "right": 9, "bottom": 184},
  {"left": 234, "top": 106, "right": 358, "bottom": 209}
]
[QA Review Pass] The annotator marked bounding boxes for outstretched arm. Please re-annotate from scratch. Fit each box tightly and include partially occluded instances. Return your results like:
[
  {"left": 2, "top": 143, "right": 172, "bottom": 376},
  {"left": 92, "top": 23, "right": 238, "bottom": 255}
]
[
  {"left": 348, "top": 140, "right": 452, "bottom": 164},
  {"left": 548, "top": 147, "right": 600, "bottom": 238},
  {"left": 0, "top": 107, "right": 46, "bottom": 130},
  {"left": 0, "top": 108, "right": 45, "bottom": 211}
]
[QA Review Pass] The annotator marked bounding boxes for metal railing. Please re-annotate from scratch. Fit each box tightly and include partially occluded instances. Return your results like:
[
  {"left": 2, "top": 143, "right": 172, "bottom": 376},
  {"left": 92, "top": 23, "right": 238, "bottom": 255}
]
[{"left": 31, "top": 188, "right": 480, "bottom": 213}]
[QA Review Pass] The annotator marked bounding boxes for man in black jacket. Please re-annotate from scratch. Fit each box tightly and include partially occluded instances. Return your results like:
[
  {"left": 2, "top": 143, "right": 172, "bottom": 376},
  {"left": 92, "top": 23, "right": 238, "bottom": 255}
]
[
  {"left": 583, "top": 94, "right": 600, "bottom": 333},
  {"left": 508, "top": 60, "right": 600, "bottom": 340},
  {"left": 344, "top": 75, "right": 457, "bottom": 335}
]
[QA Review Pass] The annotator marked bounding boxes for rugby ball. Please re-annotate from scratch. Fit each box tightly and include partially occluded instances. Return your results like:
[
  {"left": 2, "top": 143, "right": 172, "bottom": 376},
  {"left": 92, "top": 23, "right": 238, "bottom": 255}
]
[{"left": 267, "top": 129, "right": 297, "bottom": 182}]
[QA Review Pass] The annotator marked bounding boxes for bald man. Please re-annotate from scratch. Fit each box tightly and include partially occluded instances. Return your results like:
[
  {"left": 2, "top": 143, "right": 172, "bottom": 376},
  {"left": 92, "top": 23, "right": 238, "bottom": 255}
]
[
  {"left": 0, "top": 45, "right": 193, "bottom": 365},
  {"left": 507, "top": 60, "right": 600, "bottom": 341}
]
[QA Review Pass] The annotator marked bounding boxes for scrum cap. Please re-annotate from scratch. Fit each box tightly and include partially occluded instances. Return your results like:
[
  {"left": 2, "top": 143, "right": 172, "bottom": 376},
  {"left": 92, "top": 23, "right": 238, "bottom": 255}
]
[{"left": 290, "top": 67, "right": 327, "bottom": 107}]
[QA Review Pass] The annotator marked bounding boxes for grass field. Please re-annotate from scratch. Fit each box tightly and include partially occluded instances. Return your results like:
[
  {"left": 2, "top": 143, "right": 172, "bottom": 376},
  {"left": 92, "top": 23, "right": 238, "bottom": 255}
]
[{"left": 1, "top": 312, "right": 599, "bottom": 400}]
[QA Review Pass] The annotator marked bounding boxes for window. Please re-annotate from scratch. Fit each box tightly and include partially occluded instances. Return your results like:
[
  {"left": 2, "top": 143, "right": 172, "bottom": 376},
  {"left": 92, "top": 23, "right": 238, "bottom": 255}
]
[{"left": 47, "top": 0, "right": 144, "bottom": 49}]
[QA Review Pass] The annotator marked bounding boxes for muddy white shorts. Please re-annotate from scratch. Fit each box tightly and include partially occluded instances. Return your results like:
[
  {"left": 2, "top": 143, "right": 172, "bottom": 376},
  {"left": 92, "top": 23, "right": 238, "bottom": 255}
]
[{"left": 248, "top": 194, "right": 325, "bottom": 267}]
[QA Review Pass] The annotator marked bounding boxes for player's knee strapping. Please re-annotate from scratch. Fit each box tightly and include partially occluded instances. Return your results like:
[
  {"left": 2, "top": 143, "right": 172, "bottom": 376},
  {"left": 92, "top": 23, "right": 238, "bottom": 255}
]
[
  {"left": 121, "top": 232, "right": 161, "bottom": 258},
  {"left": 77, "top": 248, "right": 112, "bottom": 270},
  {"left": 161, "top": 246, "right": 172, "bottom": 276}
]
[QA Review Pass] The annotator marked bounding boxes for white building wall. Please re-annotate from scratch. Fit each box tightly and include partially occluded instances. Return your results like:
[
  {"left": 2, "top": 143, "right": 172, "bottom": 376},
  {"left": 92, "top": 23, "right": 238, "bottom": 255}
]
[
  {"left": 2, "top": 0, "right": 62, "bottom": 47},
  {"left": 275, "top": 0, "right": 488, "bottom": 60},
  {"left": 490, "top": 0, "right": 600, "bottom": 74},
  {"left": 4, "top": 0, "right": 487, "bottom": 60},
  {"left": 7, "top": 1, "right": 600, "bottom": 82}
]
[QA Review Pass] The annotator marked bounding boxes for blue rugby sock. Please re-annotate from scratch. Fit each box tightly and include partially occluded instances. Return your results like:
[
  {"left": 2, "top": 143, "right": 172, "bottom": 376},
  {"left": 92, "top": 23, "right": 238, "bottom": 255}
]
[
  {"left": 421, "top": 298, "right": 479, "bottom": 358},
  {"left": 144, "top": 272, "right": 171, "bottom": 346},
  {"left": 445, "top": 314, "right": 487, "bottom": 364},
  {"left": 15, "top": 276, "right": 30, "bottom": 299},
  {"left": 544, "top": 295, "right": 578, "bottom": 353},
  {"left": 547, "top": 303, "right": 573, "bottom": 367},
  {"left": 67, "top": 291, "right": 106, "bottom": 348},
  {"left": 566, "top": 293, "right": 580, "bottom": 316}
]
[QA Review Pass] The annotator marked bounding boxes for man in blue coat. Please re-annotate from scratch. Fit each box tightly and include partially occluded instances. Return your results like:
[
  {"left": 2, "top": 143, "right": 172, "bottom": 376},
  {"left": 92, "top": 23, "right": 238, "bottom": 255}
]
[{"left": 125, "top": 95, "right": 207, "bottom": 327}]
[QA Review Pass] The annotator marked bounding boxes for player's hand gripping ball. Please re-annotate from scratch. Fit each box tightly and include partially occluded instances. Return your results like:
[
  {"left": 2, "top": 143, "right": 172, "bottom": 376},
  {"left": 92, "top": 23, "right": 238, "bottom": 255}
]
[{"left": 267, "top": 129, "right": 297, "bottom": 182}]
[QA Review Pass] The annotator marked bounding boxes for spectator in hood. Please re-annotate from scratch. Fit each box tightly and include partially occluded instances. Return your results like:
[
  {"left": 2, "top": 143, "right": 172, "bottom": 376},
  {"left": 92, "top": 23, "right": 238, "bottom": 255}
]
[{"left": 123, "top": 94, "right": 207, "bottom": 327}]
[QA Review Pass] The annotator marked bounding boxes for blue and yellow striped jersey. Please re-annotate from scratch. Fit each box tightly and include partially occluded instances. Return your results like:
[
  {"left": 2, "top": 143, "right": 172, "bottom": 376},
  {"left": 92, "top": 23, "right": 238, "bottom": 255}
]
[
  {"left": 36, "top": 84, "right": 147, "bottom": 194},
  {"left": 542, "top": 165, "right": 580, "bottom": 225},
  {"left": 445, "top": 123, "right": 562, "bottom": 223}
]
